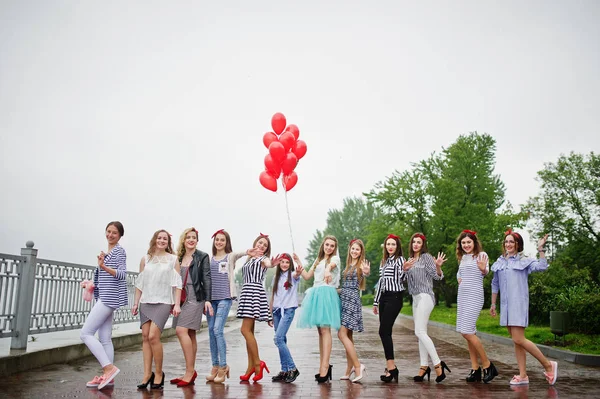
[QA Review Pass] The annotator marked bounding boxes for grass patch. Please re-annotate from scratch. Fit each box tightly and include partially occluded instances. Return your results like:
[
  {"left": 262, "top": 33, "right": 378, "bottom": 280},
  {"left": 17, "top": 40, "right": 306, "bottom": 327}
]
[{"left": 400, "top": 303, "right": 600, "bottom": 355}]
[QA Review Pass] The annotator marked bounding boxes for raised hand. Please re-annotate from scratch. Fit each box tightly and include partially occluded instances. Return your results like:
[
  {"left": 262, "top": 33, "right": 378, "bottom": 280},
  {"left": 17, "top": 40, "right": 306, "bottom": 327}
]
[
  {"left": 271, "top": 254, "right": 282, "bottom": 267},
  {"left": 97, "top": 252, "right": 105, "bottom": 267},
  {"left": 403, "top": 257, "right": 416, "bottom": 271},
  {"left": 477, "top": 253, "right": 489, "bottom": 273},
  {"left": 247, "top": 248, "right": 264, "bottom": 258},
  {"left": 537, "top": 233, "right": 549, "bottom": 250},
  {"left": 294, "top": 263, "right": 304, "bottom": 277},
  {"left": 361, "top": 259, "right": 371, "bottom": 275},
  {"left": 435, "top": 252, "right": 447, "bottom": 267}
]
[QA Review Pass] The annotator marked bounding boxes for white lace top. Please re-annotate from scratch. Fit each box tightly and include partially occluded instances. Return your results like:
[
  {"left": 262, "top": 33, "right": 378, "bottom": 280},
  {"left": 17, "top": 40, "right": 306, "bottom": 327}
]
[{"left": 135, "top": 253, "right": 183, "bottom": 304}]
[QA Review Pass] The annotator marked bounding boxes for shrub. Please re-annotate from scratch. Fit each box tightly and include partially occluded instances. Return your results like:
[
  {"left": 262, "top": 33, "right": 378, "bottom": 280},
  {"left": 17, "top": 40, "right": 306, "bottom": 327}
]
[{"left": 361, "top": 294, "right": 374, "bottom": 306}]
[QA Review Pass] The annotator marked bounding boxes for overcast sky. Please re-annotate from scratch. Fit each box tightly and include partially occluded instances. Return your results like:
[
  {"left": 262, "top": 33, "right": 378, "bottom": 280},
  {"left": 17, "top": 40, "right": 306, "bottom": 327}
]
[{"left": 1, "top": 1, "right": 599, "bottom": 271}]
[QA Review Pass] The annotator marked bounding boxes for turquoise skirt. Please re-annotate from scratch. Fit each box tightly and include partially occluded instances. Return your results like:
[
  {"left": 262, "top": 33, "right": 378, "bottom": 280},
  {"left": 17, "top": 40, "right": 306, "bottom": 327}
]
[{"left": 297, "top": 285, "right": 341, "bottom": 329}]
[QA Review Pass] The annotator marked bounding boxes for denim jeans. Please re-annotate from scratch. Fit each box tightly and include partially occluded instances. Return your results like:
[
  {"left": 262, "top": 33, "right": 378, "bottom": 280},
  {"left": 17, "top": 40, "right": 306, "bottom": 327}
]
[
  {"left": 273, "top": 307, "right": 297, "bottom": 371},
  {"left": 207, "top": 298, "right": 232, "bottom": 367}
]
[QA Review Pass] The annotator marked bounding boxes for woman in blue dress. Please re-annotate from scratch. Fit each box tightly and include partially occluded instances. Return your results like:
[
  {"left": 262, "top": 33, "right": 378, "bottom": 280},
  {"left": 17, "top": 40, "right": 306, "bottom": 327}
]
[{"left": 490, "top": 230, "right": 557, "bottom": 386}]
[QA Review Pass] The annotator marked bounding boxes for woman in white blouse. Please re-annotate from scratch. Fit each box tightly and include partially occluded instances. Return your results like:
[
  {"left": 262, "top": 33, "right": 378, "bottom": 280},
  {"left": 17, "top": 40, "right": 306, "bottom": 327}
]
[{"left": 132, "top": 230, "right": 182, "bottom": 390}]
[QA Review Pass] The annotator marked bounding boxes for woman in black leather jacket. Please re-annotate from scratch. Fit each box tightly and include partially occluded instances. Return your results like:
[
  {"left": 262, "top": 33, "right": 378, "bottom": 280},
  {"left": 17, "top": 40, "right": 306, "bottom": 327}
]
[{"left": 171, "top": 227, "right": 214, "bottom": 387}]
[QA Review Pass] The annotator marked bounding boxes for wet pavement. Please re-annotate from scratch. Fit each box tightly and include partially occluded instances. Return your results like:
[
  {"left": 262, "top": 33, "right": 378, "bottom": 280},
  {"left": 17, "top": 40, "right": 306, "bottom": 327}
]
[{"left": 0, "top": 309, "right": 598, "bottom": 398}]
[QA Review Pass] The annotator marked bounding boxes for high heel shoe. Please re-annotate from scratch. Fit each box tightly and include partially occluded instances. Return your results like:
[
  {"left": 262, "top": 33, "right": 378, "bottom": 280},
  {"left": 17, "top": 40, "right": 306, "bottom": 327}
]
[
  {"left": 340, "top": 366, "right": 355, "bottom": 380},
  {"left": 213, "top": 365, "right": 230, "bottom": 383},
  {"left": 380, "top": 367, "right": 399, "bottom": 383},
  {"left": 240, "top": 369, "right": 255, "bottom": 382},
  {"left": 150, "top": 372, "right": 165, "bottom": 389},
  {"left": 137, "top": 372, "right": 155, "bottom": 389},
  {"left": 252, "top": 360, "right": 270, "bottom": 382},
  {"left": 435, "top": 361, "right": 451, "bottom": 383},
  {"left": 482, "top": 362, "right": 498, "bottom": 383},
  {"left": 205, "top": 366, "right": 219, "bottom": 382},
  {"left": 352, "top": 364, "right": 367, "bottom": 383},
  {"left": 316, "top": 365, "right": 333, "bottom": 383},
  {"left": 315, "top": 364, "right": 332, "bottom": 380},
  {"left": 177, "top": 370, "right": 197, "bottom": 387},
  {"left": 466, "top": 367, "right": 482, "bottom": 382},
  {"left": 414, "top": 366, "right": 431, "bottom": 382}
]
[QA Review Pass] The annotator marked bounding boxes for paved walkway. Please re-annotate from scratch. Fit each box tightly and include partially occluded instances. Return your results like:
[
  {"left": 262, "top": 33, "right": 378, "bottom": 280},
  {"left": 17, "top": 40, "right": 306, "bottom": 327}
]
[{"left": 1, "top": 308, "right": 598, "bottom": 398}]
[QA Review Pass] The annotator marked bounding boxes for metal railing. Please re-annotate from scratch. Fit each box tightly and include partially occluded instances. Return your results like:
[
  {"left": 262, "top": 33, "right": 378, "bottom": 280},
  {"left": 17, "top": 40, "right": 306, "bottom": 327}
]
[{"left": 0, "top": 242, "right": 139, "bottom": 349}]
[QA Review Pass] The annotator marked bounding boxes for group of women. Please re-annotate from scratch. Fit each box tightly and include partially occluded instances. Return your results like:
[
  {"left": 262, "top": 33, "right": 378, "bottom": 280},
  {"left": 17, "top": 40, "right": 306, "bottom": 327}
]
[{"left": 80, "top": 221, "right": 558, "bottom": 391}]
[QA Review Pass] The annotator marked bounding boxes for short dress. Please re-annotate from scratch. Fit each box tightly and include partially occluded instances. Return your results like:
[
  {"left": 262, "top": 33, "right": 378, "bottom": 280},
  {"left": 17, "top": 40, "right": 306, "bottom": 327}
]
[
  {"left": 236, "top": 256, "right": 271, "bottom": 322},
  {"left": 173, "top": 266, "right": 204, "bottom": 331},
  {"left": 456, "top": 253, "right": 488, "bottom": 334},
  {"left": 297, "top": 256, "right": 341, "bottom": 329},
  {"left": 135, "top": 254, "right": 182, "bottom": 332},
  {"left": 340, "top": 268, "right": 364, "bottom": 332}
]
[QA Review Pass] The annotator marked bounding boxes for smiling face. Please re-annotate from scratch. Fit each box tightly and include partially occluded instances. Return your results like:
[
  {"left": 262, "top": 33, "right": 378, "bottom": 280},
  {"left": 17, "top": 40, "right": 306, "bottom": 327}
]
[
  {"left": 461, "top": 237, "right": 474, "bottom": 254},
  {"left": 412, "top": 237, "right": 423, "bottom": 254},
  {"left": 214, "top": 233, "right": 226, "bottom": 251},
  {"left": 504, "top": 235, "right": 517, "bottom": 255},
  {"left": 156, "top": 232, "right": 170, "bottom": 250},
  {"left": 323, "top": 238, "right": 337, "bottom": 256},
  {"left": 279, "top": 258, "right": 291, "bottom": 272},
  {"left": 255, "top": 237, "right": 269, "bottom": 253},
  {"left": 105, "top": 225, "right": 121, "bottom": 246},
  {"left": 385, "top": 238, "right": 397, "bottom": 255},
  {"left": 350, "top": 243, "right": 362, "bottom": 260},
  {"left": 185, "top": 231, "right": 198, "bottom": 250}
]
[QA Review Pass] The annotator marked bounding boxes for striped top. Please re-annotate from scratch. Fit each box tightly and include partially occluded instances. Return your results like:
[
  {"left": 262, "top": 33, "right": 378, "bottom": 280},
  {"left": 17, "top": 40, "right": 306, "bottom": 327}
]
[
  {"left": 210, "top": 254, "right": 232, "bottom": 300},
  {"left": 93, "top": 243, "right": 128, "bottom": 309},
  {"left": 373, "top": 256, "right": 405, "bottom": 306},
  {"left": 406, "top": 253, "right": 443, "bottom": 303},
  {"left": 243, "top": 256, "right": 267, "bottom": 284}
]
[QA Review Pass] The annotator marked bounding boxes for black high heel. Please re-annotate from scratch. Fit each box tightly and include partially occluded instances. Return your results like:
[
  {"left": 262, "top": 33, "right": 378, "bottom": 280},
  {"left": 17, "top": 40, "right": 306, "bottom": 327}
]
[
  {"left": 316, "top": 365, "right": 333, "bottom": 383},
  {"left": 380, "top": 367, "right": 399, "bottom": 383},
  {"left": 315, "top": 364, "right": 332, "bottom": 381},
  {"left": 137, "top": 372, "right": 155, "bottom": 389},
  {"left": 466, "top": 367, "right": 482, "bottom": 382},
  {"left": 150, "top": 372, "right": 165, "bottom": 389},
  {"left": 435, "top": 361, "right": 451, "bottom": 383},
  {"left": 482, "top": 362, "right": 498, "bottom": 383},
  {"left": 413, "top": 366, "right": 431, "bottom": 382}
]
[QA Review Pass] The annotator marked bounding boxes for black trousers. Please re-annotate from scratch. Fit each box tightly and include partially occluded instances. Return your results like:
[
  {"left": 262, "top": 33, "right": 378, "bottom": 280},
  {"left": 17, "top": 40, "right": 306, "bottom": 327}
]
[{"left": 378, "top": 291, "right": 404, "bottom": 360}]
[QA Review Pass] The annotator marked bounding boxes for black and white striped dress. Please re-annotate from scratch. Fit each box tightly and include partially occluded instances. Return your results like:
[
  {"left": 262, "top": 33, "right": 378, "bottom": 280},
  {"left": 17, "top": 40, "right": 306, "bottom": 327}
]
[
  {"left": 340, "top": 269, "right": 364, "bottom": 332},
  {"left": 456, "top": 253, "right": 488, "bottom": 334},
  {"left": 236, "top": 256, "right": 272, "bottom": 322}
]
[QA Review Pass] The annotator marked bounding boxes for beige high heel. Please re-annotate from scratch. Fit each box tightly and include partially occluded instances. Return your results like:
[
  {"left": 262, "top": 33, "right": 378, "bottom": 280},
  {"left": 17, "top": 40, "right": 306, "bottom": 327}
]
[
  {"left": 206, "top": 366, "right": 219, "bottom": 381},
  {"left": 213, "top": 365, "right": 230, "bottom": 383}
]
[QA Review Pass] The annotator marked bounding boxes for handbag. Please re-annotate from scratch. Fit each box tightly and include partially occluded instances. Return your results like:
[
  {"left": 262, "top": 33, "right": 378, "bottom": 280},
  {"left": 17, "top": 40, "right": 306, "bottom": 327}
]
[{"left": 180, "top": 266, "right": 190, "bottom": 306}]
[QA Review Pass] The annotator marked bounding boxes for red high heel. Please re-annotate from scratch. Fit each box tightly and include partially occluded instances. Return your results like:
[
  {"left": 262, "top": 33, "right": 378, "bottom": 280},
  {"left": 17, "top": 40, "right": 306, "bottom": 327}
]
[
  {"left": 177, "top": 370, "right": 197, "bottom": 387},
  {"left": 252, "top": 361, "right": 270, "bottom": 382},
  {"left": 240, "top": 369, "right": 255, "bottom": 381}
]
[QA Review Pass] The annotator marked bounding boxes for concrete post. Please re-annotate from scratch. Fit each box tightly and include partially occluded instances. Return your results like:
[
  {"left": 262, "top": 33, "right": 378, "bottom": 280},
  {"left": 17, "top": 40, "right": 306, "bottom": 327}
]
[{"left": 11, "top": 241, "right": 37, "bottom": 350}]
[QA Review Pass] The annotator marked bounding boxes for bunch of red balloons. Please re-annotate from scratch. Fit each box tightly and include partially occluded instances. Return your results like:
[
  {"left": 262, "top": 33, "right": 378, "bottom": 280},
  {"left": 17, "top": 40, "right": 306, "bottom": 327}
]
[{"left": 259, "top": 112, "right": 307, "bottom": 192}]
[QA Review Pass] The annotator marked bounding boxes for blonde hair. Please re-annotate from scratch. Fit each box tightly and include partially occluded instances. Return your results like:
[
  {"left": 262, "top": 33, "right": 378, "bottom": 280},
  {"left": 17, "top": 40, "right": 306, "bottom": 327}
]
[
  {"left": 344, "top": 239, "right": 366, "bottom": 290},
  {"left": 176, "top": 228, "right": 199, "bottom": 261}
]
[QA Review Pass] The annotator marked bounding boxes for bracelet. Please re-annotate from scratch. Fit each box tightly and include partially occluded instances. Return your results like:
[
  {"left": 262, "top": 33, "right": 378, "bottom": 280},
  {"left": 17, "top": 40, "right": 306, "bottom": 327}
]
[
  {"left": 538, "top": 249, "right": 546, "bottom": 253},
  {"left": 491, "top": 304, "right": 496, "bottom": 308}
]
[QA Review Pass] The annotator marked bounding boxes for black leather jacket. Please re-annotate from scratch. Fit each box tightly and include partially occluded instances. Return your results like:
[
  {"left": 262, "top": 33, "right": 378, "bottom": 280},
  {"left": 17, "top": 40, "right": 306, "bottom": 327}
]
[{"left": 187, "top": 249, "right": 212, "bottom": 302}]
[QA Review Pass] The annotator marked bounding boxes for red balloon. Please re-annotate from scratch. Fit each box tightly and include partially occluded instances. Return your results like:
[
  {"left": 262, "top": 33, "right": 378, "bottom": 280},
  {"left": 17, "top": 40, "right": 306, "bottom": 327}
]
[
  {"left": 284, "top": 124, "right": 300, "bottom": 140},
  {"left": 259, "top": 171, "right": 277, "bottom": 192},
  {"left": 281, "top": 152, "right": 298, "bottom": 175},
  {"left": 263, "top": 132, "right": 278, "bottom": 149},
  {"left": 271, "top": 112, "right": 287, "bottom": 135},
  {"left": 283, "top": 171, "right": 298, "bottom": 192},
  {"left": 268, "top": 141, "right": 286, "bottom": 162},
  {"left": 264, "top": 154, "right": 281, "bottom": 178},
  {"left": 293, "top": 140, "right": 307, "bottom": 160},
  {"left": 279, "top": 131, "right": 296, "bottom": 152}
]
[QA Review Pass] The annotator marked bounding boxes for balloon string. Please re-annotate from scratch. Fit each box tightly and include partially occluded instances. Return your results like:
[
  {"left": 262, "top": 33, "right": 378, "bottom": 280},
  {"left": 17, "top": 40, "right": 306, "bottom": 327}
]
[{"left": 282, "top": 179, "right": 296, "bottom": 254}]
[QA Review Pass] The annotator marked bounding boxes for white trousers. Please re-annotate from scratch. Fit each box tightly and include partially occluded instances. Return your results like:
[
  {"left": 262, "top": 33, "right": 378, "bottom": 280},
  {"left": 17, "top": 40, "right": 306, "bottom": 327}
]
[
  {"left": 80, "top": 300, "right": 115, "bottom": 367},
  {"left": 413, "top": 293, "right": 440, "bottom": 366}
]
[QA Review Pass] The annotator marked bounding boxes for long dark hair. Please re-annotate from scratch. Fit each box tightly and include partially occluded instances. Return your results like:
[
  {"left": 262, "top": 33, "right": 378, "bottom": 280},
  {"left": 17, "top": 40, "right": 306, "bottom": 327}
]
[
  {"left": 409, "top": 232, "right": 429, "bottom": 258},
  {"left": 272, "top": 253, "right": 294, "bottom": 296},
  {"left": 381, "top": 235, "right": 402, "bottom": 265}
]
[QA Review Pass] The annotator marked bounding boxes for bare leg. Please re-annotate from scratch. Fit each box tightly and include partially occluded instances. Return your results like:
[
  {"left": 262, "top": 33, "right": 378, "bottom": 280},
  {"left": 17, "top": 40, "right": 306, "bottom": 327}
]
[
  {"left": 140, "top": 322, "right": 153, "bottom": 383},
  {"left": 463, "top": 333, "right": 490, "bottom": 369},
  {"left": 176, "top": 326, "right": 195, "bottom": 381},
  {"left": 148, "top": 322, "right": 163, "bottom": 384},
  {"left": 338, "top": 327, "right": 360, "bottom": 376},
  {"left": 510, "top": 326, "right": 553, "bottom": 375},
  {"left": 318, "top": 327, "right": 332, "bottom": 376}
]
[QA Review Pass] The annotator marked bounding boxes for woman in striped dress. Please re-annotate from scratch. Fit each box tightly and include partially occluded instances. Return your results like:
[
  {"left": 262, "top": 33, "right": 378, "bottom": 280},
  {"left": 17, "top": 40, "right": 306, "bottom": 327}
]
[
  {"left": 237, "top": 233, "right": 274, "bottom": 382},
  {"left": 206, "top": 229, "right": 247, "bottom": 383},
  {"left": 81, "top": 221, "right": 128, "bottom": 390},
  {"left": 132, "top": 230, "right": 182, "bottom": 390},
  {"left": 338, "top": 239, "right": 370, "bottom": 383},
  {"left": 372, "top": 234, "right": 405, "bottom": 383},
  {"left": 171, "top": 227, "right": 213, "bottom": 387},
  {"left": 455, "top": 230, "right": 497, "bottom": 383},
  {"left": 403, "top": 233, "right": 449, "bottom": 383}
]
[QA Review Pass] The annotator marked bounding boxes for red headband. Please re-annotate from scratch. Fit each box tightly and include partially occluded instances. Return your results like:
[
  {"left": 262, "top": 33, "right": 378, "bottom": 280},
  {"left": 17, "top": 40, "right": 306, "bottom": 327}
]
[
  {"left": 259, "top": 232, "right": 269, "bottom": 238},
  {"left": 211, "top": 229, "right": 224, "bottom": 239},
  {"left": 505, "top": 229, "right": 521, "bottom": 239},
  {"left": 415, "top": 234, "right": 426, "bottom": 241},
  {"left": 350, "top": 239, "right": 358, "bottom": 246},
  {"left": 191, "top": 227, "right": 198, "bottom": 233},
  {"left": 386, "top": 234, "right": 400, "bottom": 240},
  {"left": 463, "top": 229, "right": 477, "bottom": 236}
]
